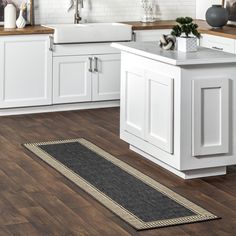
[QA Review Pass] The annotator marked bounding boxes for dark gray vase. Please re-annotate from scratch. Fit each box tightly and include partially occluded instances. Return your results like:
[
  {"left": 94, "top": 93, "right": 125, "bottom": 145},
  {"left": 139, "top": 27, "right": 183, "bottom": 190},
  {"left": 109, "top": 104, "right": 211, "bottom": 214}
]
[{"left": 206, "top": 5, "right": 229, "bottom": 29}]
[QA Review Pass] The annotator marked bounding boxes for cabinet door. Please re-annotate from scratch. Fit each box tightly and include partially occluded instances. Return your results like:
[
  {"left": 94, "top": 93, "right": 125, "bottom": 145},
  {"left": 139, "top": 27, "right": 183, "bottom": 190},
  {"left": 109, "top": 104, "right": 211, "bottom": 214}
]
[
  {"left": 145, "top": 71, "right": 174, "bottom": 154},
  {"left": 121, "top": 66, "right": 146, "bottom": 138},
  {"left": 92, "top": 54, "right": 120, "bottom": 101},
  {"left": 53, "top": 56, "right": 92, "bottom": 104},
  {"left": 0, "top": 35, "right": 52, "bottom": 108}
]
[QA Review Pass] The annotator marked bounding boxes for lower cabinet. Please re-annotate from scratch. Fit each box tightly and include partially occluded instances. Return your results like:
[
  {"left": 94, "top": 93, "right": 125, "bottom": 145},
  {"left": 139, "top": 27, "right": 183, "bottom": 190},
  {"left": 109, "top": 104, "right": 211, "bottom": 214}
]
[
  {"left": 0, "top": 37, "right": 121, "bottom": 110},
  {"left": 121, "top": 64, "right": 174, "bottom": 154},
  {"left": 53, "top": 53, "right": 121, "bottom": 104},
  {"left": 92, "top": 54, "right": 120, "bottom": 101},
  {"left": 0, "top": 35, "right": 52, "bottom": 108},
  {"left": 53, "top": 56, "right": 92, "bottom": 104}
]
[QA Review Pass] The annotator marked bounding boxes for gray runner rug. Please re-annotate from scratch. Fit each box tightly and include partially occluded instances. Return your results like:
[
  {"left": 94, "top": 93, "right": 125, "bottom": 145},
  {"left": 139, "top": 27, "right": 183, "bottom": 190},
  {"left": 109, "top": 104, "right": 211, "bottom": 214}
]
[{"left": 24, "top": 138, "right": 219, "bottom": 230}]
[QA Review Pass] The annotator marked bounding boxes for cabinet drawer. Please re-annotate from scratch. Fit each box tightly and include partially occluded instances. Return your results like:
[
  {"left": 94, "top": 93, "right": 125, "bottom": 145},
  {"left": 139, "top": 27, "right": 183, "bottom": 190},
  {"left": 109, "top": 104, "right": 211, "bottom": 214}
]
[{"left": 200, "top": 34, "right": 235, "bottom": 54}]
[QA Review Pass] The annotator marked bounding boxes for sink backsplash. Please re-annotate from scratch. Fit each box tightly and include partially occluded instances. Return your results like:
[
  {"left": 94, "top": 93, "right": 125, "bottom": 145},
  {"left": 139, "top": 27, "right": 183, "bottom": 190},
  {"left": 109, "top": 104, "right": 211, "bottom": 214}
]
[{"left": 34, "top": 0, "right": 196, "bottom": 24}]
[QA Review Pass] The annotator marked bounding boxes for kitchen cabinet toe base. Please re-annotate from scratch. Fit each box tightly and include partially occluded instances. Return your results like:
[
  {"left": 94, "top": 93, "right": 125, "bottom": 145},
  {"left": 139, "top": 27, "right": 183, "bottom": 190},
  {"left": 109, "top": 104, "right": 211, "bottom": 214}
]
[
  {"left": 130, "top": 145, "right": 227, "bottom": 179},
  {"left": 0, "top": 100, "right": 120, "bottom": 116}
]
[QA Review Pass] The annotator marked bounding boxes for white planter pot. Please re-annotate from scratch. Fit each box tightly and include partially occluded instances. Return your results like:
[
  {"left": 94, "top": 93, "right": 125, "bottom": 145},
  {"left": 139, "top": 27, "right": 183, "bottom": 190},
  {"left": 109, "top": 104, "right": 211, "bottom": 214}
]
[{"left": 177, "top": 37, "right": 197, "bottom": 52}]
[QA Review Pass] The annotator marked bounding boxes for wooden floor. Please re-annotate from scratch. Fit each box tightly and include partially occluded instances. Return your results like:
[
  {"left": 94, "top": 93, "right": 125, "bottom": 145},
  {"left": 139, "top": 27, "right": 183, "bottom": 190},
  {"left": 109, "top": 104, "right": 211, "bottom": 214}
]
[{"left": 0, "top": 108, "right": 236, "bottom": 236}]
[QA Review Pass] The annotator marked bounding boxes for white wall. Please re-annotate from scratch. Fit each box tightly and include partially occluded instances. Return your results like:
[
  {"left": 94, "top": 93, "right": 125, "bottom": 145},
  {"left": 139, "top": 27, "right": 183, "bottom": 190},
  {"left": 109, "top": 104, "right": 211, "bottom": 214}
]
[
  {"left": 34, "top": 0, "right": 196, "bottom": 24},
  {"left": 196, "top": 0, "right": 223, "bottom": 19}
]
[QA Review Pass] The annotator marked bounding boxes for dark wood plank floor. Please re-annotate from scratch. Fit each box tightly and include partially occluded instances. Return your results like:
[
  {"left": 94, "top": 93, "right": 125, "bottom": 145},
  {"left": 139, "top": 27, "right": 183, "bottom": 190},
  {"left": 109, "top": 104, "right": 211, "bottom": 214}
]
[{"left": 0, "top": 108, "right": 236, "bottom": 235}]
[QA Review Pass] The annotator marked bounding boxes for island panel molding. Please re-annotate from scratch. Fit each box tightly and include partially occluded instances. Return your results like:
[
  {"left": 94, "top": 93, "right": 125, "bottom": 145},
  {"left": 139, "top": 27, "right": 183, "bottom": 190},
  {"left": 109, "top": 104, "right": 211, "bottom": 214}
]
[
  {"left": 145, "top": 70, "right": 174, "bottom": 154},
  {"left": 192, "top": 78, "right": 229, "bottom": 157},
  {"left": 122, "top": 65, "right": 146, "bottom": 139}
]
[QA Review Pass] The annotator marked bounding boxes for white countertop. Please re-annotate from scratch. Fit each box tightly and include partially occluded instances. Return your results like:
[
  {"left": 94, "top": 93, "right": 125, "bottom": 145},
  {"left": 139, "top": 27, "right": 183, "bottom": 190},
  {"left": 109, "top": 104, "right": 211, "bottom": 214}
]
[{"left": 111, "top": 42, "right": 236, "bottom": 66}]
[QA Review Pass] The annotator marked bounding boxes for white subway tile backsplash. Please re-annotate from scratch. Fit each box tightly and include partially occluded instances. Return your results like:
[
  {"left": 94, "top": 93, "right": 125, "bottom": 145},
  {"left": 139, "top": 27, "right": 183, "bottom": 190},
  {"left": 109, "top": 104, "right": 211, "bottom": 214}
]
[{"left": 34, "top": 0, "right": 196, "bottom": 24}]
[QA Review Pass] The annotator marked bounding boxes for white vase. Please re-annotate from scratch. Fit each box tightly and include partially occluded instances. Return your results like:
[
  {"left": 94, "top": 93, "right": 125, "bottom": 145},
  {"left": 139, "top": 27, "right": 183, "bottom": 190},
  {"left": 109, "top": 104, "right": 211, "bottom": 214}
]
[
  {"left": 16, "top": 10, "right": 27, "bottom": 29},
  {"left": 4, "top": 4, "right": 16, "bottom": 29},
  {"left": 177, "top": 37, "right": 198, "bottom": 52}
]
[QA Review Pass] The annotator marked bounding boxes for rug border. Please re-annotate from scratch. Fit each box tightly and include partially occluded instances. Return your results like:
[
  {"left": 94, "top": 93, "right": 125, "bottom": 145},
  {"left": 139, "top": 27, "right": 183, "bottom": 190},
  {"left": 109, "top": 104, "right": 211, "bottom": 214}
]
[{"left": 23, "top": 138, "right": 219, "bottom": 230}]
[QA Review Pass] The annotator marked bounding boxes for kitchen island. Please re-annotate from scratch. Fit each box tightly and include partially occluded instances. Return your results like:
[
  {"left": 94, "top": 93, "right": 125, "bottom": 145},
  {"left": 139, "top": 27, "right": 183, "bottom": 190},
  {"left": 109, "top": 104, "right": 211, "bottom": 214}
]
[{"left": 112, "top": 42, "right": 236, "bottom": 179}]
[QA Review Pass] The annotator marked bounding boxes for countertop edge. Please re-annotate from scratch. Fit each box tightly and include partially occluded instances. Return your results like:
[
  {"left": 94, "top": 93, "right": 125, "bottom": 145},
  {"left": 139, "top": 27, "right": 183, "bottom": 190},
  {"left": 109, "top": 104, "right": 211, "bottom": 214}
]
[{"left": 111, "top": 43, "right": 236, "bottom": 66}]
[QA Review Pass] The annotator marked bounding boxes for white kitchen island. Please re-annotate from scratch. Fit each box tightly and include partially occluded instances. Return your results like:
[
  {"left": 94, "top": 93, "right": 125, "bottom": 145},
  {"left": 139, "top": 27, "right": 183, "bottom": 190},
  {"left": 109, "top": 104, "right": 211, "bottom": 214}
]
[{"left": 112, "top": 42, "right": 236, "bottom": 179}]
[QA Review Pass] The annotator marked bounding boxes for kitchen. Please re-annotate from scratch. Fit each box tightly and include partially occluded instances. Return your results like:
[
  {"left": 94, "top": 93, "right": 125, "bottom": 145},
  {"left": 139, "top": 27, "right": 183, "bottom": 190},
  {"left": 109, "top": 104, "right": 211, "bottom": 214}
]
[{"left": 0, "top": 0, "right": 236, "bottom": 235}]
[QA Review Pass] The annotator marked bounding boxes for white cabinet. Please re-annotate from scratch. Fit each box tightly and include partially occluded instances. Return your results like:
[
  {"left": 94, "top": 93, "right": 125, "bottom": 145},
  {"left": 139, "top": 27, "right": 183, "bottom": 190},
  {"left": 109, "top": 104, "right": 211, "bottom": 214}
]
[
  {"left": 200, "top": 34, "right": 235, "bottom": 54},
  {"left": 53, "top": 56, "right": 91, "bottom": 104},
  {"left": 133, "top": 29, "right": 170, "bottom": 42},
  {"left": 118, "top": 47, "right": 236, "bottom": 179},
  {"left": 0, "top": 40, "right": 120, "bottom": 115},
  {"left": 53, "top": 53, "right": 120, "bottom": 104},
  {"left": 0, "top": 35, "right": 52, "bottom": 108},
  {"left": 121, "top": 57, "right": 174, "bottom": 154},
  {"left": 92, "top": 54, "right": 120, "bottom": 101}
]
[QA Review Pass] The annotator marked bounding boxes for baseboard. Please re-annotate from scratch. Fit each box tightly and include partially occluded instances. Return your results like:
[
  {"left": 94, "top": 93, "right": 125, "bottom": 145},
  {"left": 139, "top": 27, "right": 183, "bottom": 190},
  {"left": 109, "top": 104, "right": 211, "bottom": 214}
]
[{"left": 0, "top": 100, "right": 120, "bottom": 116}]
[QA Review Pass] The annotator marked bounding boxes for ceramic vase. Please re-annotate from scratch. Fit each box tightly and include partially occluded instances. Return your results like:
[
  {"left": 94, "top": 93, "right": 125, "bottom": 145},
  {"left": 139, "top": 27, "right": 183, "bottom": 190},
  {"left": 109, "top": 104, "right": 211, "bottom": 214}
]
[
  {"left": 206, "top": 5, "right": 229, "bottom": 29},
  {"left": 177, "top": 37, "right": 197, "bottom": 52},
  {"left": 4, "top": 4, "right": 16, "bottom": 29},
  {"left": 16, "top": 10, "right": 27, "bottom": 29}
]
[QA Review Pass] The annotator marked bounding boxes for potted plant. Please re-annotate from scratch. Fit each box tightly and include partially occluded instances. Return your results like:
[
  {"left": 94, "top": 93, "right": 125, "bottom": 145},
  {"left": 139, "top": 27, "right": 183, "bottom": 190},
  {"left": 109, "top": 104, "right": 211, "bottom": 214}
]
[{"left": 171, "top": 17, "right": 201, "bottom": 52}]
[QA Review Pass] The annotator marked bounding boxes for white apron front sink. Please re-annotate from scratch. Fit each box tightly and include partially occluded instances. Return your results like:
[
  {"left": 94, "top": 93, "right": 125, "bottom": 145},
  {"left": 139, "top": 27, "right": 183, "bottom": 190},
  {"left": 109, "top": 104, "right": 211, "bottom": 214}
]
[{"left": 47, "top": 23, "right": 132, "bottom": 44}]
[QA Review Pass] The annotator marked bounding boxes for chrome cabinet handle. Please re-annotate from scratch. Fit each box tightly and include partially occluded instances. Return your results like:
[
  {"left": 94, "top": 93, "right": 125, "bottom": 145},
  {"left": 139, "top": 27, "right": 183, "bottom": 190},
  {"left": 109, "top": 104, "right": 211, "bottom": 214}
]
[
  {"left": 132, "top": 32, "right": 137, "bottom": 42},
  {"left": 212, "top": 46, "right": 223, "bottom": 51},
  {"left": 93, "top": 57, "right": 98, "bottom": 72},
  {"left": 88, "top": 57, "right": 93, "bottom": 72},
  {"left": 49, "top": 35, "right": 54, "bottom": 51}
]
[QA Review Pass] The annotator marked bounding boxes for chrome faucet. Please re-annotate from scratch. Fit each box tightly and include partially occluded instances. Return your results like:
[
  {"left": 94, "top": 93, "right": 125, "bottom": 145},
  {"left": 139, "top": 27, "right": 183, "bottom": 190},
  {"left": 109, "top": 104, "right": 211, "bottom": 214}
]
[{"left": 74, "top": 0, "right": 84, "bottom": 24}]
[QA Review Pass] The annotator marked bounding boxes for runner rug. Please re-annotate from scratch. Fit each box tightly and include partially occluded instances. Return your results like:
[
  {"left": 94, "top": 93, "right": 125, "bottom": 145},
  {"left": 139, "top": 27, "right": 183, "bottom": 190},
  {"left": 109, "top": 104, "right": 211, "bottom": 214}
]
[{"left": 24, "top": 138, "right": 219, "bottom": 230}]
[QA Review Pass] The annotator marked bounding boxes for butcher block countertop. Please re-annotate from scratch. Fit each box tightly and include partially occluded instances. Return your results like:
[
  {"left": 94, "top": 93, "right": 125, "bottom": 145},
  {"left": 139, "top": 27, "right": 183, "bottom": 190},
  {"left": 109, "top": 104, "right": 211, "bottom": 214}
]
[
  {"left": 1, "top": 21, "right": 236, "bottom": 40},
  {"left": 123, "top": 20, "right": 236, "bottom": 40},
  {"left": 0, "top": 25, "right": 54, "bottom": 36}
]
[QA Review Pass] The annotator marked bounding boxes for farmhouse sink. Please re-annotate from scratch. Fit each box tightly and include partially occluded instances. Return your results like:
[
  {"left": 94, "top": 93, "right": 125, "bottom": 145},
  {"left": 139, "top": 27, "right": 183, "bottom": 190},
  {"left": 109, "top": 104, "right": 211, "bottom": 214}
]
[{"left": 47, "top": 23, "right": 132, "bottom": 44}]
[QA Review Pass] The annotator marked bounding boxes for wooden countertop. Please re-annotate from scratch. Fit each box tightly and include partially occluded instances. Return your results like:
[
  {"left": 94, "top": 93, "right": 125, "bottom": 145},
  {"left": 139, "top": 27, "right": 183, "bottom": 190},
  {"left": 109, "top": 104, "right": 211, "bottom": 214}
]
[
  {"left": 123, "top": 20, "right": 236, "bottom": 40},
  {"left": 0, "top": 25, "right": 54, "bottom": 36},
  {"left": 1, "top": 21, "right": 236, "bottom": 40},
  {"left": 123, "top": 20, "right": 176, "bottom": 30}
]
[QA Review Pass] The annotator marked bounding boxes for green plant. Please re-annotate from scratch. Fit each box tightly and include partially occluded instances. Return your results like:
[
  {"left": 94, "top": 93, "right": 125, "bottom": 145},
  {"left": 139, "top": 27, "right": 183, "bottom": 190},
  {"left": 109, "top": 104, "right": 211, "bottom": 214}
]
[{"left": 171, "top": 17, "right": 201, "bottom": 39}]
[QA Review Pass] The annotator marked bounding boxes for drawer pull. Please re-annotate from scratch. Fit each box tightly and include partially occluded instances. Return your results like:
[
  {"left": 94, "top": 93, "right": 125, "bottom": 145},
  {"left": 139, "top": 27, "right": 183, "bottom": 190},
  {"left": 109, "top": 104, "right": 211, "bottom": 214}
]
[
  {"left": 49, "top": 36, "right": 54, "bottom": 52},
  {"left": 88, "top": 57, "right": 93, "bottom": 72},
  {"left": 212, "top": 46, "right": 223, "bottom": 51},
  {"left": 132, "top": 32, "right": 137, "bottom": 42},
  {"left": 93, "top": 57, "right": 98, "bottom": 72}
]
